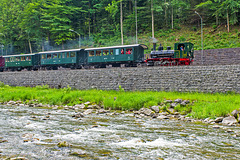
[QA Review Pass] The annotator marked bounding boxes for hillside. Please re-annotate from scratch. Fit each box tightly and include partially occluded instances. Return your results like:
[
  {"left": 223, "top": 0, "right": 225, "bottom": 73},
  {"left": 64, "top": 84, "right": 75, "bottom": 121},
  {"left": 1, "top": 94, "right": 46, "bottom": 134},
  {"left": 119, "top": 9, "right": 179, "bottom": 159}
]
[{"left": 98, "top": 25, "right": 240, "bottom": 53}]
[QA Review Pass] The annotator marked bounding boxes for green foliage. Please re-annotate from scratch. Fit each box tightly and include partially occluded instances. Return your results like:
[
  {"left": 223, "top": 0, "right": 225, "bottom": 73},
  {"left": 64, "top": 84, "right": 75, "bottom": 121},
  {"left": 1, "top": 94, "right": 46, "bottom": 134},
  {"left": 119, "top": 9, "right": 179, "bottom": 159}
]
[
  {"left": 0, "top": 81, "right": 5, "bottom": 87},
  {"left": 36, "top": 84, "right": 50, "bottom": 90},
  {"left": 0, "top": 0, "right": 239, "bottom": 54}
]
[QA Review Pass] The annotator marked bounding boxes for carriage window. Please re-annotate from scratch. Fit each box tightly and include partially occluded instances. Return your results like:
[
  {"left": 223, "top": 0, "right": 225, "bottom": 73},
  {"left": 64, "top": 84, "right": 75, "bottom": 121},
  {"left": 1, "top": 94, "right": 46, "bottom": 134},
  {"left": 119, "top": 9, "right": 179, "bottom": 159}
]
[
  {"left": 110, "top": 49, "right": 113, "bottom": 55},
  {"left": 70, "top": 52, "right": 76, "bottom": 57},
  {"left": 89, "top": 51, "right": 94, "bottom": 57},
  {"left": 67, "top": 52, "right": 70, "bottom": 58},
  {"left": 116, "top": 49, "right": 120, "bottom": 55},
  {"left": 6, "top": 57, "right": 10, "bottom": 62},
  {"left": 53, "top": 53, "right": 57, "bottom": 59},
  {"left": 27, "top": 56, "right": 31, "bottom": 61},
  {"left": 121, "top": 49, "right": 124, "bottom": 54},
  {"left": 42, "top": 54, "right": 46, "bottom": 59},
  {"left": 10, "top": 57, "right": 14, "bottom": 62},
  {"left": 16, "top": 57, "right": 20, "bottom": 61},
  {"left": 58, "top": 53, "right": 61, "bottom": 58},
  {"left": 62, "top": 53, "right": 66, "bottom": 58},
  {"left": 96, "top": 50, "right": 101, "bottom": 56},
  {"left": 103, "top": 50, "right": 109, "bottom": 56},
  {"left": 21, "top": 56, "right": 26, "bottom": 61},
  {"left": 126, "top": 48, "right": 132, "bottom": 54},
  {"left": 47, "top": 54, "right": 51, "bottom": 59}
]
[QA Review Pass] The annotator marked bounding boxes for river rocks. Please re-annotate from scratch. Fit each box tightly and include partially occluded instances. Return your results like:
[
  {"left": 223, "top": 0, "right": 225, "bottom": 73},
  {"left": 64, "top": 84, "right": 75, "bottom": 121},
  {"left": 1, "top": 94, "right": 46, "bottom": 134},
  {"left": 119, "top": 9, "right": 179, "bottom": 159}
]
[
  {"left": 150, "top": 106, "right": 159, "bottom": 113},
  {"left": 174, "top": 99, "right": 182, "bottom": 103},
  {"left": 222, "top": 116, "right": 238, "bottom": 125},
  {"left": 214, "top": 117, "right": 224, "bottom": 123},
  {"left": 72, "top": 113, "right": 84, "bottom": 118},
  {"left": 96, "top": 109, "right": 109, "bottom": 114},
  {"left": 74, "top": 104, "right": 85, "bottom": 109},
  {"left": 231, "top": 110, "right": 239, "bottom": 119},
  {"left": 57, "top": 141, "right": 69, "bottom": 148},
  {"left": 157, "top": 115, "right": 169, "bottom": 120},
  {"left": 170, "top": 103, "right": 177, "bottom": 108},
  {"left": 83, "top": 109, "right": 93, "bottom": 115},
  {"left": 165, "top": 100, "right": 172, "bottom": 103},
  {"left": 0, "top": 139, "right": 8, "bottom": 143},
  {"left": 7, "top": 101, "right": 16, "bottom": 106},
  {"left": 212, "top": 125, "right": 221, "bottom": 129},
  {"left": 10, "top": 157, "right": 28, "bottom": 160},
  {"left": 139, "top": 107, "right": 154, "bottom": 116}
]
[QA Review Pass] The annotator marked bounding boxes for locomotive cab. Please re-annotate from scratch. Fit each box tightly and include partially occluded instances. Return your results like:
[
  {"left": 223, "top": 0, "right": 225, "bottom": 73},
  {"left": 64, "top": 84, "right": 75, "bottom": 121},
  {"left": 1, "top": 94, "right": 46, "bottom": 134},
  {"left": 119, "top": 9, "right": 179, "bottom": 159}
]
[{"left": 174, "top": 42, "right": 194, "bottom": 59}]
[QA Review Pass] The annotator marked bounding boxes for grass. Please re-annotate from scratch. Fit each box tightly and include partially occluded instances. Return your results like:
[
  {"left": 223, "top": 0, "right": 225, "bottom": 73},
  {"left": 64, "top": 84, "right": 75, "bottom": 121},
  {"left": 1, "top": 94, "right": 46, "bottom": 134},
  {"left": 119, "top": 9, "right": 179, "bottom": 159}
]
[{"left": 0, "top": 84, "right": 239, "bottom": 119}]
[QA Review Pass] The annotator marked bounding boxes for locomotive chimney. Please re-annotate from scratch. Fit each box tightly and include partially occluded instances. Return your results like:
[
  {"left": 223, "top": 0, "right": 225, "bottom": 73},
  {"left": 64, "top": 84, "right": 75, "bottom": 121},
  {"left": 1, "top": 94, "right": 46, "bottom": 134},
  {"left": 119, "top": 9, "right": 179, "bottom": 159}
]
[
  {"left": 151, "top": 37, "right": 158, "bottom": 51},
  {"left": 153, "top": 43, "right": 156, "bottom": 51}
]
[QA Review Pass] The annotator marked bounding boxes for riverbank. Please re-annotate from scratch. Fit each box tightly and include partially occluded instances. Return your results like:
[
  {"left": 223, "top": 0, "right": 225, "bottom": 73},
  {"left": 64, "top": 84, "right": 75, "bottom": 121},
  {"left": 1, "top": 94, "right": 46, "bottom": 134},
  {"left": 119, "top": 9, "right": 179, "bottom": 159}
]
[{"left": 0, "top": 83, "right": 240, "bottom": 120}]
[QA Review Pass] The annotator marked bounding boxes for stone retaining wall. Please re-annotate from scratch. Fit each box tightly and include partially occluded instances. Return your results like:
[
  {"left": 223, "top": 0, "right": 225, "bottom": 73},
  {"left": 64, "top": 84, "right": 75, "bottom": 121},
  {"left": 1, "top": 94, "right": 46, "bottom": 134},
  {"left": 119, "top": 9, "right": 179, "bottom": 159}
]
[
  {"left": 193, "top": 48, "right": 240, "bottom": 65},
  {"left": 0, "top": 65, "right": 239, "bottom": 93}
]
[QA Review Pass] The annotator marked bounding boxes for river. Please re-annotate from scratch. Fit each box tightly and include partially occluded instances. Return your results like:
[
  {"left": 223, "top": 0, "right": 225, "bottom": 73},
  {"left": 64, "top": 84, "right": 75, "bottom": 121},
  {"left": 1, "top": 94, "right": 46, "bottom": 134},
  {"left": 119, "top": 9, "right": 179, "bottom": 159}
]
[{"left": 0, "top": 105, "right": 240, "bottom": 160}]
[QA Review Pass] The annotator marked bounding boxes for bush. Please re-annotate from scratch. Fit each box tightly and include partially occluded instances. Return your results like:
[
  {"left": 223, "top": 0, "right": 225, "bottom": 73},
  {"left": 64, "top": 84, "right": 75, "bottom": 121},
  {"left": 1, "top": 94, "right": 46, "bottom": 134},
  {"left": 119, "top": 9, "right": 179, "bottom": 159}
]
[
  {"left": 212, "top": 25, "right": 217, "bottom": 29},
  {"left": 0, "top": 81, "right": 5, "bottom": 87},
  {"left": 192, "top": 27, "right": 197, "bottom": 31},
  {"left": 179, "top": 36, "right": 186, "bottom": 42}
]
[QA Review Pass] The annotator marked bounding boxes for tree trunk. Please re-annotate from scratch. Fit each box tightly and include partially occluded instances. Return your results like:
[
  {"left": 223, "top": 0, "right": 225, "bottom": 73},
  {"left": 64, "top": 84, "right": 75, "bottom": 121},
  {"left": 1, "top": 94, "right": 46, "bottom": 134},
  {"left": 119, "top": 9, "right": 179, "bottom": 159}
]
[
  {"left": 28, "top": 39, "right": 32, "bottom": 54},
  {"left": 216, "top": 15, "right": 218, "bottom": 25},
  {"left": 171, "top": 6, "right": 173, "bottom": 29},
  {"left": 135, "top": 0, "right": 138, "bottom": 43},
  {"left": 120, "top": 0, "right": 123, "bottom": 45},
  {"left": 165, "top": 0, "right": 167, "bottom": 27},
  {"left": 227, "top": 9, "right": 229, "bottom": 32},
  {"left": 151, "top": 0, "right": 154, "bottom": 38},
  {"left": 89, "top": 0, "right": 91, "bottom": 37},
  {"left": 42, "top": 39, "right": 44, "bottom": 52}
]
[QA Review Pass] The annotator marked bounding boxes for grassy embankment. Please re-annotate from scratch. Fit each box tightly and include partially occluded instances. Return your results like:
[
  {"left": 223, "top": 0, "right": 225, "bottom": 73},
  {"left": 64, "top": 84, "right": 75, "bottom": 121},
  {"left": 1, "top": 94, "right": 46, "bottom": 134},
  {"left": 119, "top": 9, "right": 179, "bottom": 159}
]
[
  {"left": 98, "top": 25, "right": 240, "bottom": 52},
  {"left": 0, "top": 83, "right": 239, "bottom": 119}
]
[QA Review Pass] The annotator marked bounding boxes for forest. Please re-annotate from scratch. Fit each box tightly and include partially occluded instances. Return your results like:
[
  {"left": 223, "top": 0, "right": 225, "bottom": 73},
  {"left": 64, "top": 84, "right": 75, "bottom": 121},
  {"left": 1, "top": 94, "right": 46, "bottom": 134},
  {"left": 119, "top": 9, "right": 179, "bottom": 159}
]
[{"left": 0, "top": 0, "right": 239, "bottom": 55}]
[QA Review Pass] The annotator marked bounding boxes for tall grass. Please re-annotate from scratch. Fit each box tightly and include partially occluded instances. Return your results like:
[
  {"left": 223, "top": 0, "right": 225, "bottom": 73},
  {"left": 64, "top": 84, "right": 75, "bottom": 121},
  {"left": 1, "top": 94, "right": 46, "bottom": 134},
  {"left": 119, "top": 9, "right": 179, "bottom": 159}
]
[{"left": 0, "top": 85, "right": 239, "bottom": 119}]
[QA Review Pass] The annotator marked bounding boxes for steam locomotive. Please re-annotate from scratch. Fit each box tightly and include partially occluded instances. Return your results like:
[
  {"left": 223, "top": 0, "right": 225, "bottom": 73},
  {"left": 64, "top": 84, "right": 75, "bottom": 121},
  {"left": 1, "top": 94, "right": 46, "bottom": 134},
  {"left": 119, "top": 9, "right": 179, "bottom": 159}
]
[{"left": 0, "top": 42, "right": 194, "bottom": 72}]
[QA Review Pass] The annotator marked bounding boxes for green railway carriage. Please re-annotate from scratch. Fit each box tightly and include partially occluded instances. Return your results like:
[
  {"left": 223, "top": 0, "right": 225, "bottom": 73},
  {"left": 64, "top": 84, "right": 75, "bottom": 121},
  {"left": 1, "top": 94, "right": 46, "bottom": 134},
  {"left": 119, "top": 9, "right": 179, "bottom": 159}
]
[
  {"left": 3, "top": 54, "right": 40, "bottom": 71},
  {"left": 37, "top": 49, "right": 87, "bottom": 69},
  {"left": 174, "top": 42, "right": 194, "bottom": 59},
  {"left": 85, "top": 44, "right": 148, "bottom": 67}
]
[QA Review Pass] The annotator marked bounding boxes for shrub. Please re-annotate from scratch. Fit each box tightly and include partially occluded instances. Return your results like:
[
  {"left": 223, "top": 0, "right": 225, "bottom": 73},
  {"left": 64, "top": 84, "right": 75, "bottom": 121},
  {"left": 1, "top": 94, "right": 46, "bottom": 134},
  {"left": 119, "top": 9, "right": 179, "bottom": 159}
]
[
  {"left": 0, "top": 81, "right": 5, "bottom": 87},
  {"left": 212, "top": 25, "right": 217, "bottom": 29}
]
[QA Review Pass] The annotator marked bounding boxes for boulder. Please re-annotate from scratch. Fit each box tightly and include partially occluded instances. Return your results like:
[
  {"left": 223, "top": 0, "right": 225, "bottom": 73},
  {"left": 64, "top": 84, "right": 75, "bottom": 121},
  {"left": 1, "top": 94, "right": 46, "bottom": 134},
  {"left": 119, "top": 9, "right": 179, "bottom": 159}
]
[
  {"left": 180, "top": 102, "right": 186, "bottom": 106},
  {"left": 97, "top": 109, "right": 109, "bottom": 114},
  {"left": 83, "top": 109, "right": 93, "bottom": 115},
  {"left": 75, "top": 104, "right": 86, "bottom": 109},
  {"left": 214, "top": 117, "right": 224, "bottom": 123},
  {"left": 157, "top": 115, "right": 169, "bottom": 120},
  {"left": 174, "top": 99, "right": 182, "bottom": 103},
  {"left": 165, "top": 100, "right": 172, "bottom": 103},
  {"left": 10, "top": 157, "right": 28, "bottom": 160},
  {"left": 72, "top": 113, "right": 84, "bottom": 118},
  {"left": 212, "top": 125, "right": 221, "bottom": 129},
  {"left": 57, "top": 141, "right": 69, "bottom": 148},
  {"left": 139, "top": 108, "right": 153, "bottom": 116},
  {"left": 231, "top": 110, "right": 239, "bottom": 119},
  {"left": 150, "top": 106, "right": 160, "bottom": 113},
  {"left": 84, "top": 102, "right": 91, "bottom": 105},
  {"left": 182, "top": 100, "right": 190, "bottom": 104},
  {"left": 160, "top": 112, "right": 169, "bottom": 116},
  {"left": 151, "top": 113, "right": 158, "bottom": 118},
  {"left": 170, "top": 103, "right": 177, "bottom": 108},
  {"left": 222, "top": 116, "right": 238, "bottom": 125}
]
